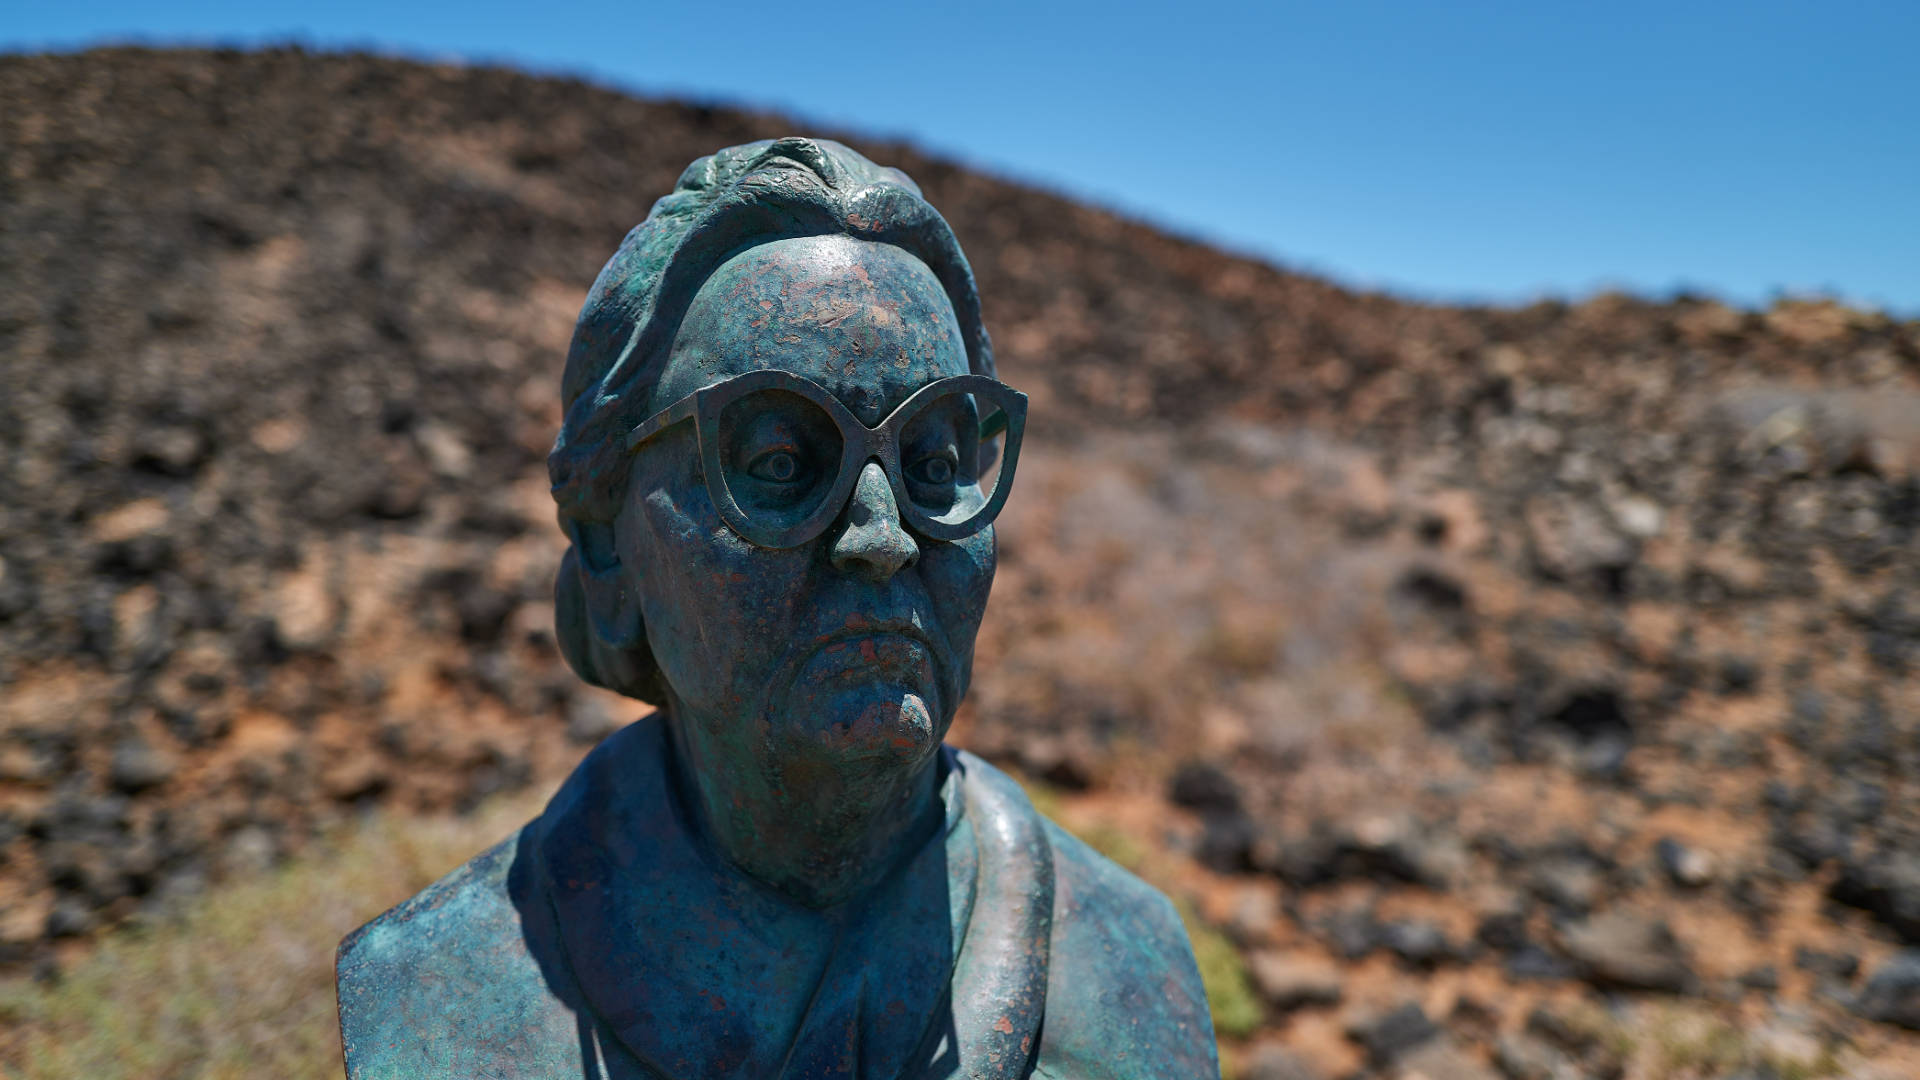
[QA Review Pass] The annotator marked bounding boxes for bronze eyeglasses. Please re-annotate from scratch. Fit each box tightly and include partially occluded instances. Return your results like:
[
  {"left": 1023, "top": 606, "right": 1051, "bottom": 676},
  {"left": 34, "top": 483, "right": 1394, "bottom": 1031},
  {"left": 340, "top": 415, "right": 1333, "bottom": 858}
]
[{"left": 623, "top": 369, "right": 1026, "bottom": 549}]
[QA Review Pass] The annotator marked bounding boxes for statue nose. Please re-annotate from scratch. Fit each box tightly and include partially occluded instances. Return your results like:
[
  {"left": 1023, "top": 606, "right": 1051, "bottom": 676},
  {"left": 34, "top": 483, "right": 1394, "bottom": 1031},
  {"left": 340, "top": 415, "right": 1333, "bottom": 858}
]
[{"left": 830, "top": 462, "right": 919, "bottom": 582}]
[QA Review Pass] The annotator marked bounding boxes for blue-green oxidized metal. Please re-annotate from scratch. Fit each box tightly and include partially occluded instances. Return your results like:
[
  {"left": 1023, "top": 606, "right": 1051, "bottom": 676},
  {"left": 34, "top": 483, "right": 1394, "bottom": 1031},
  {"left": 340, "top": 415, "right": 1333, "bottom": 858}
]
[{"left": 335, "top": 137, "right": 1219, "bottom": 1079}]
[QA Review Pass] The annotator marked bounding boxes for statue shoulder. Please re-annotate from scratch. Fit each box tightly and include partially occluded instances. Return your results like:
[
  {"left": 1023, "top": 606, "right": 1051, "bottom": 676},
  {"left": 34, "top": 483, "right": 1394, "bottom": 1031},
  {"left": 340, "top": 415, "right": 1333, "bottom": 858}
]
[
  {"left": 1036, "top": 818, "right": 1221, "bottom": 1079},
  {"left": 335, "top": 829, "right": 593, "bottom": 1079}
]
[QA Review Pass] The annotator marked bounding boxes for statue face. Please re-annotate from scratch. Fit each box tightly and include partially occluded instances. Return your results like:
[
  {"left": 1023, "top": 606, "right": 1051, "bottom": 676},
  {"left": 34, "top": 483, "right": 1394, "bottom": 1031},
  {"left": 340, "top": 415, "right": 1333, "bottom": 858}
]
[{"left": 613, "top": 235, "right": 994, "bottom": 807}]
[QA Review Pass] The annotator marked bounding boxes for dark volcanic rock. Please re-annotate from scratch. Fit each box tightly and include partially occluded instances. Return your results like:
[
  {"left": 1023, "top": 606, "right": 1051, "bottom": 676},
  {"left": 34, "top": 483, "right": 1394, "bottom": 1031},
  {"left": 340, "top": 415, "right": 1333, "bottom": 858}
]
[
  {"left": 1856, "top": 950, "right": 1920, "bottom": 1030},
  {"left": 1168, "top": 760, "right": 1242, "bottom": 813},
  {"left": 1557, "top": 911, "right": 1694, "bottom": 992},
  {"left": 1170, "top": 762, "right": 1259, "bottom": 871},
  {"left": 1317, "top": 906, "right": 1382, "bottom": 960},
  {"left": 1380, "top": 919, "right": 1457, "bottom": 968},
  {"left": 0, "top": 55, "right": 1918, "bottom": 1078},
  {"left": 1504, "top": 944, "right": 1578, "bottom": 982},
  {"left": 1830, "top": 850, "right": 1920, "bottom": 943},
  {"left": 108, "top": 737, "right": 176, "bottom": 792},
  {"left": 1737, "top": 964, "right": 1779, "bottom": 991},
  {"left": 1192, "top": 810, "right": 1258, "bottom": 874},
  {"left": 1350, "top": 1002, "right": 1441, "bottom": 1066},
  {"left": 1793, "top": 947, "right": 1860, "bottom": 981}
]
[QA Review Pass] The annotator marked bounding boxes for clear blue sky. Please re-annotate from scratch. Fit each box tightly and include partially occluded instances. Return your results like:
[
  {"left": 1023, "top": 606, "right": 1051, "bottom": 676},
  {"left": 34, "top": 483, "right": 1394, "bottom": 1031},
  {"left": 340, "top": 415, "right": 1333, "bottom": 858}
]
[{"left": 9, "top": 1, "right": 1918, "bottom": 313}]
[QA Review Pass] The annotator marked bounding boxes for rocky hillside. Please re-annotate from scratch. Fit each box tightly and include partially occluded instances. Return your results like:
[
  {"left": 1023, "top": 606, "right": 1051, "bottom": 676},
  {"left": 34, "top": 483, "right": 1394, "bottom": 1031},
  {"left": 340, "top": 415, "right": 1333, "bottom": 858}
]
[{"left": 3, "top": 47, "right": 1919, "bottom": 1078}]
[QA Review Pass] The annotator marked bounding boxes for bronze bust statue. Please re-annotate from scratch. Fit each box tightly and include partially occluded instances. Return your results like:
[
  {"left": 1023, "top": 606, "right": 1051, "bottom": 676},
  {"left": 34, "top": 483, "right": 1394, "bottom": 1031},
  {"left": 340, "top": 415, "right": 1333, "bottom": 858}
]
[{"left": 335, "top": 137, "right": 1218, "bottom": 1079}]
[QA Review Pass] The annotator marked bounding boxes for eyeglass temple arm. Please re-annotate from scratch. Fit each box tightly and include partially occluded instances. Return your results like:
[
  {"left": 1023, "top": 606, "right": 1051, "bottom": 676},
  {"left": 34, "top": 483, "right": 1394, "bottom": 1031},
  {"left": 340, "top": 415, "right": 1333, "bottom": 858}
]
[
  {"left": 979, "top": 409, "right": 1010, "bottom": 440},
  {"left": 624, "top": 395, "right": 702, "bottom": 454}
]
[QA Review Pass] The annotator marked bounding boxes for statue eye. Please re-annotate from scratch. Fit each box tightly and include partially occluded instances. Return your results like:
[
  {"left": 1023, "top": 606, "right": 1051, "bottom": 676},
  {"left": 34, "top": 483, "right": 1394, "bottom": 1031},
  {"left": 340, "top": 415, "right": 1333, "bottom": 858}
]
[
  {"left": 911, "top": 454, "right": 955, "bottom": 486},
  {"left": 748, "top": 450, "right": 800, "bottom": 483}
]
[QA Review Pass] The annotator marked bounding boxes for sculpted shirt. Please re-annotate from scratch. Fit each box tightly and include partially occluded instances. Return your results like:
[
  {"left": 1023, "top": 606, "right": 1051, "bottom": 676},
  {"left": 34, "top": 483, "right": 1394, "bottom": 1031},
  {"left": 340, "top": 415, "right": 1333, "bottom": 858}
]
[{"left": 336, "top": 716, "right": 1218, "bottom": 1078}]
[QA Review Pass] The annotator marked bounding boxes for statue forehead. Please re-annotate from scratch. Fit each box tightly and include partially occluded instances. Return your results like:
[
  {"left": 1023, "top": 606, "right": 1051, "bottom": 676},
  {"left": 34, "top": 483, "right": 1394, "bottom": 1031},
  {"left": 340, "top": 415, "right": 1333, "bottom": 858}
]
[{"left": 655, "top": 235, "right": 968, "bottom": 423}]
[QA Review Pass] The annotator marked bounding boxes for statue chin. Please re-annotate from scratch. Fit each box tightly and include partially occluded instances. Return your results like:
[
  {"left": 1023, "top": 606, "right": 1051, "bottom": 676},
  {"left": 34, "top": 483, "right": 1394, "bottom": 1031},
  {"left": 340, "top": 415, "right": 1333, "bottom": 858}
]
[{"left": 780, "top": 680, "right": 943, "bottom": 768}]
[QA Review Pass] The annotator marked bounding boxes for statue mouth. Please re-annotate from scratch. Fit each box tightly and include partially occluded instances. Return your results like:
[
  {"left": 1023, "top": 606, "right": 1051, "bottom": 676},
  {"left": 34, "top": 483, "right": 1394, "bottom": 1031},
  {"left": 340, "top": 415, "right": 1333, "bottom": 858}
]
[
  {"left": 802, "top": 629, "right": 936, "bottom": 686},
  {"left": 763, "top": 616, "right": 952, "bottom": 751}
]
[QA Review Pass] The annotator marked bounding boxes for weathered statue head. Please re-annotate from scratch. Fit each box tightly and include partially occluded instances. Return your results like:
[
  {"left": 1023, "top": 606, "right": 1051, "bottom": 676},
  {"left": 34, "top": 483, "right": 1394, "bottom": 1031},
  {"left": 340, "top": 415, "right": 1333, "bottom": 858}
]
[
  {"left": 547, "top": 137, "right": 1023, "bottom": 905},
  {"left": 339, "top": 138, "right": 1216, "bottom": 1080}
]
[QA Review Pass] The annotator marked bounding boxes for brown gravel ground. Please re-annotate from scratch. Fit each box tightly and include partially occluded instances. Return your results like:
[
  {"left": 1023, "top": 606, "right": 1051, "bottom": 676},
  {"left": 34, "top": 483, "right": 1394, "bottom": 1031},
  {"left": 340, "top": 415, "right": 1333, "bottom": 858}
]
[{"left": 4, "top": 47, "right": 1920, "bottom": 1079}]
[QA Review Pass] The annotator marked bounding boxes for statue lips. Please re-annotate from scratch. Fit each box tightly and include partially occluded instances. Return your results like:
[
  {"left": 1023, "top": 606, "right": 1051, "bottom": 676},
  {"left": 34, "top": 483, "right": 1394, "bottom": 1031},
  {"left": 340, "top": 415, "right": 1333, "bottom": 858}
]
[
  {"left": 803, "top": 625, "right": 937, "bottom": 689},
  {"left": 785, "top": 619, "right": 945, "bottom": 750}
]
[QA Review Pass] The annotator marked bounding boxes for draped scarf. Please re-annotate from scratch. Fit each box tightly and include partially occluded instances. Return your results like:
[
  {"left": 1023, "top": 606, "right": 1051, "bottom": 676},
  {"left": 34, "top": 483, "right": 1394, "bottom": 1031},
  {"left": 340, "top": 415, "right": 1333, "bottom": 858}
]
[{"left": 532, "top": 717, "right": 1052, "bottom": 1079}]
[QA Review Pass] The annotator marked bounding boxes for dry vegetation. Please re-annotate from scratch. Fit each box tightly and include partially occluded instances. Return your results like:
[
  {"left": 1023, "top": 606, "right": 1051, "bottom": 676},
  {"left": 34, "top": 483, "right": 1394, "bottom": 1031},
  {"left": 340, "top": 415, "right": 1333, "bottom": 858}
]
[{"left": 0, "top": 785, "right": 551, "bottom": 1079}]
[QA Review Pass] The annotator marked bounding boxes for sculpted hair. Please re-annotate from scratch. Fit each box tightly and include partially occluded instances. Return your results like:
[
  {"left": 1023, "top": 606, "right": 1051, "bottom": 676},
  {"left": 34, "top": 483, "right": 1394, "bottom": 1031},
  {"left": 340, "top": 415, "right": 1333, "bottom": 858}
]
[{"left": 548, "top": 137, "right": 995, "bottom": 701}]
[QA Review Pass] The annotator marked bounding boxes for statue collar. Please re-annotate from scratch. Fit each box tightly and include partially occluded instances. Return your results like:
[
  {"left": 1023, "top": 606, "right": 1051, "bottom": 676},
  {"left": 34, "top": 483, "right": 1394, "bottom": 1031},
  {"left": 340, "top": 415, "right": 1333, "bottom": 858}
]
[{"left": 532, "top": 715, "right": 1052, "bottom": 1079}]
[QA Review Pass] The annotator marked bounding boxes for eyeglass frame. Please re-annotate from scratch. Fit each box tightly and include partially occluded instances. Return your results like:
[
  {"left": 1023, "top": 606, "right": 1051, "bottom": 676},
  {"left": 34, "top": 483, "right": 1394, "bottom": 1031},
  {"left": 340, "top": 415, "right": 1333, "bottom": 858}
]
[{"left": 621, "top": 368, "right": 1027, "bottom": 550}]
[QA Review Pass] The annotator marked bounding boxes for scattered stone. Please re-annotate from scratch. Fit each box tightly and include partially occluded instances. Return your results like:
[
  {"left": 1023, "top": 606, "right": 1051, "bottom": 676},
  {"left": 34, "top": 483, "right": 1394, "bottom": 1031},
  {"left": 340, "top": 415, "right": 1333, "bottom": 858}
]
[
  {"left": 1330, "top": 813, "right": 1460, "bottom": 888},
  {"left": 456, "top": 585, "right": 517, "bottom": 645},
  {"left": 109, "top": 737, "right": 176, "bottom": 792},
  {"left": 319, "top": 751, "right": 389, "bottom": 802},
  {"left": 1447, "top": 996, "right": 1499, "bottom": 1044},
  {"left": 1523, "top": 1005, "right": 1597, "bottom": 1054},
  {"left": 1831, "top": 779, "right": 1887, "bottom": 828},
  {"left": 1558, "top": 910, "right": 1695, "bottom": 992},
  {"left": 2, "top": 56, "right": 1918, "bottom": 1039},
  {"left": 1168, "top": 760, "right": 1241, "bottom": 813},
  {"left": 1395, "top": 1039, "right": 1498, "bottom": 1080},
  {"left": 1607, "top": 492, "right": 1665, "bottom": 540},
  {"left": 87, "top": 498, "right": 171, "bottom": 545},
  {"left": 1223, "top": 885, "right": 1281, "bottom": 946},
  {"left": 44, "top": 897, "right": 96, "bottom": 937},
  {"left": 1010, "top": 734, "right": 1096, "bottom": 791},
  {"left": 1504, "top": 943, "right": 1577, "bottom": 981},
  {"left": 1318, "top": 906, "right": 1380, "bottom": 960},
  {"left": 1716, "top": 654, "right": 1760, "bottom": 695},
  {"left": 221, "top": 826, "right": 278, "bottom": 875},
  {"left": 42, "top": 839, "right": 125, "bottom": 904},
  {"left": 1475, "top": 906, "right": 1530, "bottom": 952},
  {"left": 137, "top": 425, "right": 206, "bottom": 476},
  {"left": 1261, "top": 830, "right": 1339, "bottom": 887},
  {"left": 1351, "top": 1002, "right": 1441, "bottom": 1066},
  {"left": 1793, "top": 946, "right": 1859, "bottom": 981},
  {"left": 1380, "top": 919, "right": 1455, "bottom": 968},
  {"left": 1242, "top": 1045, "right": 1322, "bottom": 1080},
  {"left": 1738, "top": 964, "right": 1779, "bottom": 991},
  {"left": 1656, "top": 837, "right": 1714, "bottom": 888},
  {"left": 271, "top": 558, "right": 338, "bottom": 652},
  {"left": 1193, "top": 808, "right": 1258, "bottom": 873},
  {"left": 1492, "top": 1033, "right": 1577, "bottom": 1080},
  {"left": 1529, "top": 857, "right": 1604, "bottom": 913},
  {"left": 1245, "top": 950, "right": 1343, "bottom": 1012},
  {"left": 29, "top": 791, "right": 131, "bottom": 845},
  {"left": 1855, "top": 951, "right": 1920, "bottom": 1030},
  {"left": 1776, "top": 818, "right": 1850, "bottom": 869},
  {"left": 1525, "top": 493, "right": 1635, "bottom": 585},
  {"left": 1830, "top": 850, "right": 1920, "bottom": 943}
]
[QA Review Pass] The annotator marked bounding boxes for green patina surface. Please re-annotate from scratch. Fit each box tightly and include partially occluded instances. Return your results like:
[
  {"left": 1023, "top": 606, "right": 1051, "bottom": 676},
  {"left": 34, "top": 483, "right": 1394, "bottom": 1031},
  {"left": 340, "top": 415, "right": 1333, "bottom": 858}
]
[{"left": 338, "top": 138, "right": 1219, "bottom": 1078}]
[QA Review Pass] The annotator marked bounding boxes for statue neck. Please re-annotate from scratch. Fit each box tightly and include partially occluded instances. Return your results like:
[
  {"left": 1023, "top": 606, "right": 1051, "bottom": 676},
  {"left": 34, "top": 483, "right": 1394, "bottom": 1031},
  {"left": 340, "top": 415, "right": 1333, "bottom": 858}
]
[{"left": 662, "top": 702, "right": 946, "bottom": 910}]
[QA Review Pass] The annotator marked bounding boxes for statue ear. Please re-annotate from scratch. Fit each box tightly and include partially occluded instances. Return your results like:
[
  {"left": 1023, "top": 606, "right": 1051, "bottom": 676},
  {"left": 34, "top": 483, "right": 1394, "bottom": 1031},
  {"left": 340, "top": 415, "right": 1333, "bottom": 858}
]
[{"left": 569, "top": 518, "right": 644, "bottom": 650}]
